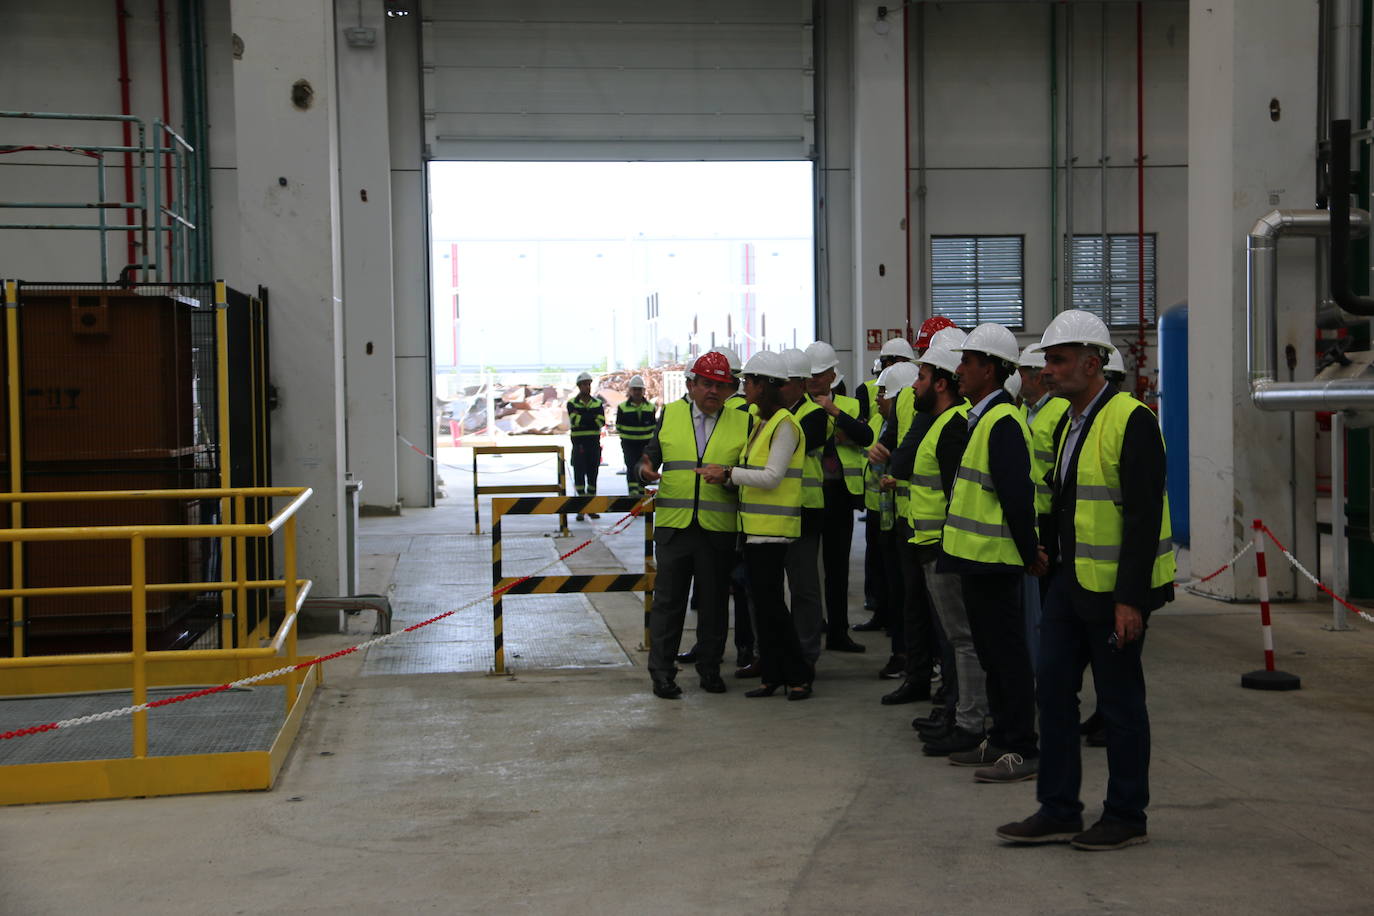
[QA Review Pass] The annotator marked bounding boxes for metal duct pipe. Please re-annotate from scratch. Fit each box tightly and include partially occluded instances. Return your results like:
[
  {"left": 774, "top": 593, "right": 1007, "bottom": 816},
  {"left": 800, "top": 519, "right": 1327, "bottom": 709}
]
[{"left": 1247, "top": 207, "right": 1371, "bottom": 411}]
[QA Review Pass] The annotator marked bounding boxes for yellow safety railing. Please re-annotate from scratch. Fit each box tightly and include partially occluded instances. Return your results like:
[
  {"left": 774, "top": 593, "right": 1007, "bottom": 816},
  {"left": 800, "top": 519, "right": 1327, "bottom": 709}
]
[{"left": 0, "top": 486, "right": 313, "bottom": 761}]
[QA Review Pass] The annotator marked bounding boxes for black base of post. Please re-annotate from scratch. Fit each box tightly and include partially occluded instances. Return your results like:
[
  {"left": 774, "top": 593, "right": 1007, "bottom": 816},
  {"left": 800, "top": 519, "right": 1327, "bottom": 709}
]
[{"left": 1241, "top": 669, "right": 1301, "bottom": 691}]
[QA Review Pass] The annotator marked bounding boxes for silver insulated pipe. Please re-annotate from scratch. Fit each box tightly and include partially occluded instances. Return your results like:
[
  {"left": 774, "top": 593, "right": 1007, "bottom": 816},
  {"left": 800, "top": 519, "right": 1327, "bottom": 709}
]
[{"left": 1247, "top": 207, "right": 1372, "bottom": 410}]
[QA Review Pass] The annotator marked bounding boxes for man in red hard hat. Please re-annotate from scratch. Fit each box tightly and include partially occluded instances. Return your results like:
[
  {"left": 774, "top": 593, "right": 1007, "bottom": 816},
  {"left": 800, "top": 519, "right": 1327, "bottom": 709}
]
[
  {"left": 914, "top": 315, "right": 958, "bottom": 353},
  {"left": 637, "top": 350, "right": 751, "bottom": 698}
]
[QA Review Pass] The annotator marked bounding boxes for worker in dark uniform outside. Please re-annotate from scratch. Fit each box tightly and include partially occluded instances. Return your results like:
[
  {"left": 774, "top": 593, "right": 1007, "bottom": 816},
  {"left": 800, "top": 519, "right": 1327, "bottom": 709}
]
[
  {"left": 997, "top": 310, "right": 1173, "bottom": 852},
  {"left": 637, "top": 351, "right": 750, "bottom": 699},
  {"left": 940, "top": 322, "right": 1044, "bottom": 784},
  {"left": 805, "top": 339, "right": 873, "bottom": 653},
  {"left": 567, "top": 371, "right": 606, "bottom": 521},
  {"left": 616, "top": 375, "right": 656, "bottom": 498}
]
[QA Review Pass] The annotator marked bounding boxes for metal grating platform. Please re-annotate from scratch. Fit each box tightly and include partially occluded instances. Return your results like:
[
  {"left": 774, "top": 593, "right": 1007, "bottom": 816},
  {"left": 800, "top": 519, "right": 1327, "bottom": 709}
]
[
  {"left": 359, "top": 526, "right": 633, "bottom": 676},
  {"left": 0, "top": 685, "right": 285, "bottom": 765}
]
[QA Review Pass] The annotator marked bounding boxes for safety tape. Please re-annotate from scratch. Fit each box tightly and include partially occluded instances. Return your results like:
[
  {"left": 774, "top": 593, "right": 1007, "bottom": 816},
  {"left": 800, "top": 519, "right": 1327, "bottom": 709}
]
[
  {"left": 1257, "top": 522, "right": 1374, "bottom": 626},
  {"left": 398, "top": 433, "right": 555, "bottom": 475},
  {"left": 0, "top": 492, "right": 655, "bottom": 741}
]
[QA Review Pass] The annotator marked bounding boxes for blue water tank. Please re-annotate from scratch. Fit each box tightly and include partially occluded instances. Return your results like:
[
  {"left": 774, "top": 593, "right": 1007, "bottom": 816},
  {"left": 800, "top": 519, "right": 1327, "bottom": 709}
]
[{"left": 1158, "top": 303, "right": 1189, "bottom": 546}]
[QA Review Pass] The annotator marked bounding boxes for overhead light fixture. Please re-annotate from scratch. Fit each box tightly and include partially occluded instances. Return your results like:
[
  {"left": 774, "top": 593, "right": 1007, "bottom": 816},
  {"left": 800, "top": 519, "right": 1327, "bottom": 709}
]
[{"left": 385, "top": 0, "right": 411, "bottom": 18}]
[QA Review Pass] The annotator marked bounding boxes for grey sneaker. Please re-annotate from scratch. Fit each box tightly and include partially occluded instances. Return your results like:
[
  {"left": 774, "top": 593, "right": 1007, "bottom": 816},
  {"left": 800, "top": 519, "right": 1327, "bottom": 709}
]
[
  {"left": 948, "top": 737, "right": 1010, "bottom": 767},
  {"left": 974, "top": 753, "right": 1039, "bottom": 783},
  {"left": 995, "top": 812, "right": 1084, "bottom": 844},
  {"left": 1071, "top": 818, "right": 1148, "bottom": 851}
]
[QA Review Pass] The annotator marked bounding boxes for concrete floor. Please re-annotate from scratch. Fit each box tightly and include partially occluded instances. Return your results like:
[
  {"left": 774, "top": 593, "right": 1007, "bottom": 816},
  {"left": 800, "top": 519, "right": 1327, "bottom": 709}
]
[{"left": 5, "top": 447, "right": 1374, "bottom": 914}]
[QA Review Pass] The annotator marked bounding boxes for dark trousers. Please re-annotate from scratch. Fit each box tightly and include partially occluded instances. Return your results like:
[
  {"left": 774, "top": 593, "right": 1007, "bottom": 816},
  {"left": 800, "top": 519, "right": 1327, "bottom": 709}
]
[
  {"left": 745, "top": 542, "right": 812, "bottom": 688},
  {"left": 731, "top": 556, "right": 754, "bottom": 655},
  {"left": 621, "top": 440, "right": 646, "bottom": 496},
  {"left": 1037, "top": 569, "right": 1151, "bottom": 826},
  {"left": 647, "top": 524, "right": 735, "bottom": 680},
  {"left": 899, "top": 528, "right": 936, "bottom": 683},
  {"left": 962, "top": 572, "right": 1038, "bottom": 757},
  {"left": 878, "top": 525, "right": 906, "bottom": 657},
  {"left": 863, "top": 511, "right": 887, "bottom": 625},
  {"left": 820, "top": 481, "right": 856, "bottom": 640},
  {"left": 570, "top": 438, "right": 600, "bottom": 496}
]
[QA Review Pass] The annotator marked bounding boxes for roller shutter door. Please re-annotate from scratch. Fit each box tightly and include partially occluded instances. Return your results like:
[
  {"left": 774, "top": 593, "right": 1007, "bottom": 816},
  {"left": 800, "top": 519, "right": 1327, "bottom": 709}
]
[{"left": 421, "top": 0, "right": 815, "bottom": 161}]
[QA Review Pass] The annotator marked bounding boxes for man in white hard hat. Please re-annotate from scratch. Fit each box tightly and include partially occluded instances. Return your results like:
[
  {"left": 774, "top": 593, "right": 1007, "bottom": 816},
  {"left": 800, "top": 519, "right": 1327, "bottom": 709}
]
[
  {"left": 806, "top": 340, "right": 874, "bottom": 653},
  {"left": 567, "top": 371, "right": 607, "bottom": 520},
  {"left": 636, "top": 351, "right": 750, "bottom": 698},
  {"left": 1018, "top": 344, "right": 1070, "bottom": 674},
  {"left": 780, "top": 348, "right": 828, "bottom": 667},
  {"left": 859, "top": 362, "right": 917, "bottom": 637},
  {"left": 858, "top": 337, "right": 916, "bottom": 631},
  {"left": 997, "top": 310, "right": 1173, "bottom": 852},
  {"left": 712, "top": 346, "right": 748, "bottom": 411},
  {"left": 859, "top": 335, "right": 917, "bottom": 423},
  {"left": 616, "top": 375, "right": 656, "bottom": 498},
  {"left": 939, "top": 322, "right": 1044, "bottom": 784}
]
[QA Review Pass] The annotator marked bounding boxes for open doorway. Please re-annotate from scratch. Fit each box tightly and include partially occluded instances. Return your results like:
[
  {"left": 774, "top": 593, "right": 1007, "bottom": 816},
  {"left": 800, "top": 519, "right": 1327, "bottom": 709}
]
[{"left": 427, "top": 160, "right": 814, "bottom": 497}]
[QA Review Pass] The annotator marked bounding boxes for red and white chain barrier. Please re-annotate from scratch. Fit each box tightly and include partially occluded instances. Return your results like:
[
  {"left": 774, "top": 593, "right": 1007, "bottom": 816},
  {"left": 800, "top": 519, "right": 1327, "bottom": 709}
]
[
  {"left": 1255, "top": 520, "right": 1374, "bottom": 627},
  {"left": 1178, "top": 539, "right": 1254, "bottom": 590},
  {"left": 0, "top": 493, "right": 653, "bottom": 742}
]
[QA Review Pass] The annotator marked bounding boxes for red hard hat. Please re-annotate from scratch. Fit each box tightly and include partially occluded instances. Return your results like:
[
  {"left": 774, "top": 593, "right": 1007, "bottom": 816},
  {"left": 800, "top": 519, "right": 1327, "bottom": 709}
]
[
  {"left": 690, "top": 350, "right": 734, "bottom": 385},
  {"left": 915, "top": 315, "right": 957, "bottom": 350}
]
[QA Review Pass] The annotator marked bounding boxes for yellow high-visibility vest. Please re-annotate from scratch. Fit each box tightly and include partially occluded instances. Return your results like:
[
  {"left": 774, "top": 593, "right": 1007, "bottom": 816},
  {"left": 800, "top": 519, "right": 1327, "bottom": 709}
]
[
  {"left": 1029, "top": 396, "right": 1070, "bottom": 515},
  {"left": 942, "top": 402, "right": 1034, "bottom": 566},
  {"left": 653, "top": 399, "right": 749, "bottom": 532},
  {"left": 833, "top": 393, "right": 865, "bottom": 497},
  {"left": 906, "top": 402, "right": 971, "bottom": 546},
  {"left": 738, "top": 408, "right": 804, "bottom": 538},
  {"left": 1059, "top": 391, "right": 1176, "bottom": 592}
]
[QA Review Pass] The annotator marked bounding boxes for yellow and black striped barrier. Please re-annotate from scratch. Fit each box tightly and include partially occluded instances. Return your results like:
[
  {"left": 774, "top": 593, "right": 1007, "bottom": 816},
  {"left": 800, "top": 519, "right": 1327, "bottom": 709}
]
[
  {"left": 472, "top": 444, "right": 569, "bottom": 536},
  {"left": 490, "top": 495, "right": 654, "bottom": 675}
]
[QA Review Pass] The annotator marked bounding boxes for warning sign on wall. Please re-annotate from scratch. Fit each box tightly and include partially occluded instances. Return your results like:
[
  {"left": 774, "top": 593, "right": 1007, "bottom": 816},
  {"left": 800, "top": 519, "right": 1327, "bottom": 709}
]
[
  {"left": 866, "top": 329, "right": 883, "bottom": 351},
  {"left": 888, "top": 328, "right": 904, "bottom": 343}
]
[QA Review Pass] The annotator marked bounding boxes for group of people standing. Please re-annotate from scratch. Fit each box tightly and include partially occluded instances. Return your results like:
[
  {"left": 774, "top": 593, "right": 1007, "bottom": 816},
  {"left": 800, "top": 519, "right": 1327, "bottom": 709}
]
[{"left": 570, "top": 307, "right": 1174, "bottom": 851}]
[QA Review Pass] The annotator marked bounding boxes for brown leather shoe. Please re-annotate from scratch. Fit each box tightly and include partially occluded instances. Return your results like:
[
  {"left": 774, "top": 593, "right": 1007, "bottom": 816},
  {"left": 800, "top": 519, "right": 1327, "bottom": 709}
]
[{"left": 734, "top": 659, "right": 761, "bottom": 679}]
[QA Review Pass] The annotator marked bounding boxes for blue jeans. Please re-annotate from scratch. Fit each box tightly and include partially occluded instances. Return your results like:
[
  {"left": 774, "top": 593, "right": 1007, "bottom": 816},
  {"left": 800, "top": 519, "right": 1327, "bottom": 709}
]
[{"left": 1035, "top": 569, "right": 1151, "bottom": 826}]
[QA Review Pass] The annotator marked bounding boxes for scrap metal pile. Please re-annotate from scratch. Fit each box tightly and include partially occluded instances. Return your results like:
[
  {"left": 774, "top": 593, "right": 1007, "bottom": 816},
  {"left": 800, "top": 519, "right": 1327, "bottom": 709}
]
[{"left": 441, "top": 365, "right": 683, "bottom": 437}]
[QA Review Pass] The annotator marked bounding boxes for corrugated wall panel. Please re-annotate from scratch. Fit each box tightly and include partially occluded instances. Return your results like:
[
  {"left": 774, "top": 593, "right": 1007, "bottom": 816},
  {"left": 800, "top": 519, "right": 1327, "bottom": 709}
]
[{"left": 421, "top": 0, "right": 814, "bottom": 161}]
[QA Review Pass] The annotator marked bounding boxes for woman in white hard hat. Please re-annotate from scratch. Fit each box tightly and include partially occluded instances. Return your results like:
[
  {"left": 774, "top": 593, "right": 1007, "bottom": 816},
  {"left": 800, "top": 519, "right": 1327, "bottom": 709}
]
[{"left": 699, "top": 350, "right": 814, "bottom": 700}]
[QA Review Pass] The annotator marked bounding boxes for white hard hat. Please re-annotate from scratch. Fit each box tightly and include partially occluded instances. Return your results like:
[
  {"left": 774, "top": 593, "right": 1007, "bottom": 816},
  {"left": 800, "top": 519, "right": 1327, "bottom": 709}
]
[
  {"left": 879, "top": 337, "right": 916, "bottom": 360},
  {"left": 1004, "top": 371, "right": 1023, "bottom": 399},
  {"left": 832, "top": 373, "right": 844, "bottom": 388},
  {"left": 1030, "top": 308, "right": 1113, "bottom": 353},
  {"left": 628, "top": 374, "right": 646, "bottom": 389},
  {"left": 916, "top": 345, "right": 961, "bottom": 376},
  {"left": 950, "top": 323, "right": 1020, "bottom": 365},
  {"left": 872, "top": 358, "right": 883, "bottom": 375},
  {"left": 781, "top": 348, "right": 812, "bottom": 380},
  {"left": 576, "top": 371, "right": 594, "bottom": 383},
  {"left": 877, "top": 361, "right": 919, "bottom": 392},
  {"left": 740, "top": 349, "right": 788, "bottom": 381},
  {"left": 1018, "top": 345, "right": 1046, "bottom": 369},
  {"left": 806, "top": 340, "right": 840, "bottom": 374},
  {"left": 927, "top": 327, "right": 966, "bottom": 352},
  {"left": 711, "top": 346, "right": 742, "bottom": 373},
  {"left": 1105, "top": 348, "right": 1126, "bottom": 376}
]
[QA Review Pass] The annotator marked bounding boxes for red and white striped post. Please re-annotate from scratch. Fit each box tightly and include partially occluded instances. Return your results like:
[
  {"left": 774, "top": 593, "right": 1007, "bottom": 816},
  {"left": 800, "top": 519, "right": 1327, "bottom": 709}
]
[{"left": 1241, "top": 518, "right": 1301, "bottom": 691}]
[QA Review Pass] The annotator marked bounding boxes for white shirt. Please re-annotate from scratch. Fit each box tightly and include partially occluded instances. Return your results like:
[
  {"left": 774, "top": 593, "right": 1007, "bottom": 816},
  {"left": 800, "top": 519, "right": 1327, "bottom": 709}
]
[
  {"left": 1057, "top": 382, "right": 1111, "bottom": 484},
  {"left": 966, "top": 389, "right": 1004, "bottom": 428},
  {"left": 689, "top": 400, "right": 719, "bottom": 459}
]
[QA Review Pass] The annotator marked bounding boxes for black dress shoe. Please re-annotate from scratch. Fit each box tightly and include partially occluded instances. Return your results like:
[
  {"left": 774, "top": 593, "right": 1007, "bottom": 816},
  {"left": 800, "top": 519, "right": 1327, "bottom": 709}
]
[
  {"left": 826, "top": 636, "right": 867, "bottom": 653},
  {"left": 877, "top": 654, "right": 906, "bottom": 679},
  {"left": 676, "top": 646, "right": 701, "bottom": 664},
  {"left": 881, "top": 679, "right": 930, "bottom": 706},
  {"left": 698, "top": 671, "right": 727, "bottom": 694},
  {"left": 922, "top": 725, "right": 986, "bottom": 756},
  {"left": 735, "top": 649, "right": 756, "bottom": 668},
  {"left": 744, "top": 683, "right": 780, "bottom": 698},
  {"left": 651, "top": 677, "right": 682, "bottom": 699},
  {"left": 911, "top": 705, "right": 948, "bottom": 730},
  {"left": 786, "top": 683, "right": 813, "bottom": 701},
  {"left": 852, "top": 616, "right": 885, "bottom": 632}
]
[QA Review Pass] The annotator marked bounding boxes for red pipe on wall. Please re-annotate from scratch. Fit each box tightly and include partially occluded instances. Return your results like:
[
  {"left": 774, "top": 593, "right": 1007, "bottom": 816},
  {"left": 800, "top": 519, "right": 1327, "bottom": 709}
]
[
  {"left": 1135, "top": 1, "right": 1148, "bottom": 399},
  {"left": 116, "top": 0, "right": 137, "bottom": 277}
]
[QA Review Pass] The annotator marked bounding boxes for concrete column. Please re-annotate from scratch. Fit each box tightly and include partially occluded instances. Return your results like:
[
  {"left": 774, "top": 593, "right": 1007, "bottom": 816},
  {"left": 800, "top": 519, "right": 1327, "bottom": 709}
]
[
  {"left": 336, "top": 0, "right": 400, "bottom": 513},
  {"left": 230, "top": 0, "right": 347, "bottom": 594},
  {"left": 387, "top": 14, "right": 435, "bottom": 508},
  {"left": 817, "top": 0, "right": 856, "bottom": 381},
  {"left": 850, "top": 1, "right": 908, "bottom": 387},
  {"left": 1187, "top": 0, "right": 1317, "bottom": 600}
]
